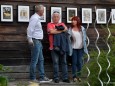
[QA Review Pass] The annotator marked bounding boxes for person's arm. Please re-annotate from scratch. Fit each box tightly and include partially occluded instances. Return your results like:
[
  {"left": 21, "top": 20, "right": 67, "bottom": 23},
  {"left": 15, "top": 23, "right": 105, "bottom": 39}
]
[
  {"left": 62, "top": 23, "right": 67, "bottom": 32},
  {"left": 47, "top": 23, "right": 63, "bottom": 34},
  {"left": 27, "top": 17, "right": 38, "bottom": 45},
  {"left": 82, "top": 26, "right": 87, "bottom": 41},
  {"left": 49, "top": 29, "right": 63, "bottom": 34},
  {"left": 47, "top": 23, "right": 68, "bottom": 34}
]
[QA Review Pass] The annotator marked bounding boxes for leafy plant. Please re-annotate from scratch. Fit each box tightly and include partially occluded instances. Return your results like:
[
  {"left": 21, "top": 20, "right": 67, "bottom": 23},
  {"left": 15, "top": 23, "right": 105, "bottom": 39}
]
[
  {"left": 82, "top": 25, "right": 115, "bottom": 86},
  {"left": 0, "top": 64, "right": 8, "bottom": 86}
]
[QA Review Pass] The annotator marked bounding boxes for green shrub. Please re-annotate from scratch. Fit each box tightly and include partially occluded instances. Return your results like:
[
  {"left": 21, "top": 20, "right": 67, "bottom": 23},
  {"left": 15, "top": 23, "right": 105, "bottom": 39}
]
[
  {"left": 82, "top": 25, "right": 115, "bottom": 86},
  {"left": 0, "top": 64, "right": 8, "bottom": 86},
  {"left": 0, "top": 76, "right": 7, "bottom": 86}
]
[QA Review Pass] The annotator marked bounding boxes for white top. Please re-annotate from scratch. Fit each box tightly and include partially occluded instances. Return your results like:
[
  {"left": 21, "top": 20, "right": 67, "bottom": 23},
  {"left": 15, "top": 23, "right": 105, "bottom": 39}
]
[
  {"left": 27, "top": 13, "right": 43, "bottom": 43},
  {"left": 72, "top": 29, "right": 83, "bottom": 49}
]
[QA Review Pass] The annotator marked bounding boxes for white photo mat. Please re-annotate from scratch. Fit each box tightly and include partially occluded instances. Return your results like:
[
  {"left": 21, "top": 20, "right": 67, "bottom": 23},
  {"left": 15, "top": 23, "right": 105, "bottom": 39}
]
[
  {"left": 67, "top": 8, "right": 77, "bottom": 23},
  {"left": 111, "top": 9, "right": 115, "bottom": 24},
  {"left": 82, "top": 8, "right": 92, "bottom": 23},
  {"left": 18, "top": 5, "right": 30, "bottom": 22},
  {"left": 96, "top": 9, "right": 106, "bottom": 24},
  {"left": 1, "top": 5, "right": 13, "bottom": 22}
]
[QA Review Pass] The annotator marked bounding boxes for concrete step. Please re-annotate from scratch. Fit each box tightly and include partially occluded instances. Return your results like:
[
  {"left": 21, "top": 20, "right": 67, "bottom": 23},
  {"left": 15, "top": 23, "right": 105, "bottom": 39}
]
[
  {"left": 1, "top": 65, "right": 87, "bottom": 79},
  {"left": 8, "top": 80, "right": 84, "bottom": 86}
]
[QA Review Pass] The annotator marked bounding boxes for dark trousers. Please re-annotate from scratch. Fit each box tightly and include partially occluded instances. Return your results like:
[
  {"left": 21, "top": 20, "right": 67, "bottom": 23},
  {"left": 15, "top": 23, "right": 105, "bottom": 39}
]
[
  {"left": 72, "top": 48, "right": 84, "bottom": 78},
  {"left": 51, "top": 50, "right": 68, "bottom": 80}
]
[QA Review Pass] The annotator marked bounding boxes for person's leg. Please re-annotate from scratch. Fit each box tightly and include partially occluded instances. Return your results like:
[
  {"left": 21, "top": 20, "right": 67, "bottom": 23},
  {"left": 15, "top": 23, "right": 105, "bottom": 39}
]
[
  {"left": 72, "top": 49, "right": 77, "bottom": 78},
  {"left": 76, "top": 48, "right": 84, "bottom": 77},
  {"left": 60, "top": 53, "right": 68, "bottom": 80},
  {"left": 30, "top": 39, "right": 41, "bottom": 80},
  {"left": 51, "top": 50, "right": 59, "bottom": 80},
  {"left": 37, "top": 41, "right": 45, "bottom": 80}
]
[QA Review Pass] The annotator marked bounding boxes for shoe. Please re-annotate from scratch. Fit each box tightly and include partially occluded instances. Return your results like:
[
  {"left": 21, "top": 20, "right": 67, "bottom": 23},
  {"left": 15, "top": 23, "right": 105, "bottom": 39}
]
[
  {"left": 54, "top": 79, "right": 59, "bottom": 83},
  {"left": 73, "top": 77, "right": 81, "bottom": 82},
  {"left": 62, "top": 79, "right": 70, "bottom": 83},
  {"left": 77, "top": 78, "right": 81, "bottom": 82},
  {"left": 73, "top": 78, "right": 77, "bottom": 82},
  {"left": 39, "top": 76, "right": 52, "bottom": 83}
]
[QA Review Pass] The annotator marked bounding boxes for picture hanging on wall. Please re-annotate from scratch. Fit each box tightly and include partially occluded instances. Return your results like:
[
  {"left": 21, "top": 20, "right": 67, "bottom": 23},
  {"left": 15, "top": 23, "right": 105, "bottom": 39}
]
[
  {"left": 51, "top": 7, "right": 62, "bottom": 23},
  {"left": 67, "top": 8, "right": 77, "bottom": 23},
  {"left": 1, "top": 5, "right": 13, "bottom": 22},
  {"left": 111, "top": 9, "right": 115, "bottom": 24},
  {"left": 82, "top": 8, "right": 92, "bottom": 23},
  {"left": 96, "top": 9, "right": 106, "bottom": 24},
  {"left": 39, "top": 7, "right": 46, "bottom": 22},
  {"left": 18, "top": 5, "right": 30, "bottom": 22}
]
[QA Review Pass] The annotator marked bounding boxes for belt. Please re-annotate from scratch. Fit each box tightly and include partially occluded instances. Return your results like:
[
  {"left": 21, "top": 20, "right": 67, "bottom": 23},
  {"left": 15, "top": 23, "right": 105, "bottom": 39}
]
[{"left": 32, "top": 38, "right": 42, "bottom": 41}]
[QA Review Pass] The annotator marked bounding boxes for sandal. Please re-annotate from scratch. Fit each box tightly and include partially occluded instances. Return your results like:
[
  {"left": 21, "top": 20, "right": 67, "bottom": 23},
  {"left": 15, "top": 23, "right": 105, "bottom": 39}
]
[
  {"left": 77, "top": 78, "right": 81, "bottom": 82},
  {"left": 73, "top": 78, "right": 77, "bottom": 82}
]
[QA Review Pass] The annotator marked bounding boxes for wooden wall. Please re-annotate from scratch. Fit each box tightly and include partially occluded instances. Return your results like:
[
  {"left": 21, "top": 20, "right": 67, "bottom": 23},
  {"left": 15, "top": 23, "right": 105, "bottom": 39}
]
[{"left": 0, "top": 0, "right": 115, "bottom": 66}]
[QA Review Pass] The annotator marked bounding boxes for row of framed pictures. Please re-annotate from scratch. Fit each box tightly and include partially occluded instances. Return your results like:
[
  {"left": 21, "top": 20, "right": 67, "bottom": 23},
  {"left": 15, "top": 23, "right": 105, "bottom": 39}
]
[{"left": 1, "top": 5, "right": 115, "bottom": 24}]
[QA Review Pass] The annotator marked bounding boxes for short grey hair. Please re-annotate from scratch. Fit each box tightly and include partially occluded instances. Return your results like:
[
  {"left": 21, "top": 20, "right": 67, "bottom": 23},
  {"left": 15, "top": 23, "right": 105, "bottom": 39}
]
[
  {"left": 52, "top": 12, "right": 60, "bottom": 18},
  {"left": 35, "top": 5, "right": 44, "bottom": 12}
]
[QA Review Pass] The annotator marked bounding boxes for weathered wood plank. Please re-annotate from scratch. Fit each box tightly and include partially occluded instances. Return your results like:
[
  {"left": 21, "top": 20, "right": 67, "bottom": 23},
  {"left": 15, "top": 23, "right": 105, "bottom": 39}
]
[
  {"left": 3, "top": 65, "right": 73, "bottom": 73},
  {"left": 0, "top": 0, "right": 113, "bottom": 67},
  {"left": 2, "top": 72, "right": 87, "bottom": 79},
  {"left": 0, "top": 0, "right": 50, "bottom": 3},
  {"left": 0, "top": 34, "right": 27, "bottom": 41},
  {"left": 1, "top": 0, "right": 115, "bottom": 4}
]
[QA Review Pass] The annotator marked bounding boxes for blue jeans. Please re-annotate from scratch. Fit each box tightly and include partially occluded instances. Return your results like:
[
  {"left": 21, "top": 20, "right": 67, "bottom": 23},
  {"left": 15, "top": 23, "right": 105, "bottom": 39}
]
[
  {"left": 30, "top": 39, "right": 44, "bottom": 80},
  {"left": 72, "top": 48, "right": 84, "bottom": 78},
  {"left": 51, "top": 50, "right": 68, "bottom": 80}
]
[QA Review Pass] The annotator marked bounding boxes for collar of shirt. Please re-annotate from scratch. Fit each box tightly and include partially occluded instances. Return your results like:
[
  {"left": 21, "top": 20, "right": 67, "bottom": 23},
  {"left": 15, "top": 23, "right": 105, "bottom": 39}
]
[{"left": 34, "top": 13, "right": 41, "bottom": 19}]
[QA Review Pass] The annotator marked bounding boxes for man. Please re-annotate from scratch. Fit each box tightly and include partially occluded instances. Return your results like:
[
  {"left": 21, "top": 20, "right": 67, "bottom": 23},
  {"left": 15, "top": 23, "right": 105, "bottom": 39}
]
[
  {"left": 27, "top": 5, "right": 51, "bottom": 83},
  {"left": 47, "top": 11, "right": 70, "bottom": 83}
]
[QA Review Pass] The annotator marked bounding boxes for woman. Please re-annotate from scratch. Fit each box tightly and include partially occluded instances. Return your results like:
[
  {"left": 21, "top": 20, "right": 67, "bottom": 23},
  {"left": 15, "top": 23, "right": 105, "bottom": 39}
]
[{"left": 68, "top": 16, "right": 88, "bottom": 82}]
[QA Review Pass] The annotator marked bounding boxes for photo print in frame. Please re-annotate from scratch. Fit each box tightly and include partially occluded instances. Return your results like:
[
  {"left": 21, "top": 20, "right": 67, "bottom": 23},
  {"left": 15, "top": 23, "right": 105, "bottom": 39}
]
[
  {"left": 18, "top": 5, "right": 30, "bottom": 22},
  {"left": 1, "top": 5, "right": 13, "bottom": 22},
  {"left": 82, "top": 8, "right": 92, "bottom": 23},
  {"left": 67, "top": 7, "right": 77, "bottom": 23}
]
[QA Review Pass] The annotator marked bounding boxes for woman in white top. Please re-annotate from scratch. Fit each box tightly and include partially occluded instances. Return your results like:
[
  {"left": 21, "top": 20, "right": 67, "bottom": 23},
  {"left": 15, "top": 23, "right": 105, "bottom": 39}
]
[{"left": 68, "top": 16, "right": 88, "bottom": 82}]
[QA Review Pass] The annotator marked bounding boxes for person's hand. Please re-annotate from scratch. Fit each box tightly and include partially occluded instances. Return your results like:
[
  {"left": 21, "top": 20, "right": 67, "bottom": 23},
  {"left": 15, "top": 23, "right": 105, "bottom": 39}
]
[
  {"left": 28, "top": 39, "right": 34, "bottom": 47},
  {"left": 28, "top": 41, "right": 34, "bottom": 47}
]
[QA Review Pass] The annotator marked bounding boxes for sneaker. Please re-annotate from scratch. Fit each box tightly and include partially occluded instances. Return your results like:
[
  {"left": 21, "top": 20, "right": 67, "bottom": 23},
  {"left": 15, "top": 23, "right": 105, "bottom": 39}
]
[
  {"left": 39, "top": 77, "right": 52, "bottom": 83},
  {"left": 62, "top": 79, "right": 70, "bottom": 83},
  {"left": 54, "top": 79, "right": 59, "bottom": 83}
]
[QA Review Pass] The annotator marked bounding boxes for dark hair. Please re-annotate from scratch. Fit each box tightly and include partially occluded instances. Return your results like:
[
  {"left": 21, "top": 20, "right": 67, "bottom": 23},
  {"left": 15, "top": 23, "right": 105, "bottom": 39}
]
[{"left": 71, "top": 16, "right": 81, "bottom": 31}]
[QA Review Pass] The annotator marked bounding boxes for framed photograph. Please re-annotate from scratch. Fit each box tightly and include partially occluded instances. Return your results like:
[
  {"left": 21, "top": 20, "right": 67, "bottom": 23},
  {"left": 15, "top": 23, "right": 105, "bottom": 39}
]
[
  {"left": 18, "top": 5, "right": 30, "bottom": 22},
  {"left": 51, "top": 7, "right": 62, "bottom": 23},
  {"left": 67, "top": 8, "right": 77, "bottom": 23},
  {"left": 96, "top": 9, "right": 106, "bottom": 24},
  {"left": 1, "top": 5, "right": 13, "bottom": 22},
  {"left": 111, "top": 9, "right": 115, "bottom": 24},
  {"left": 39, "top": 7, "right": 46, "bottom": 22},
  {"left": 82, "top": 8, "right": 92, "bottom": 23}
]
